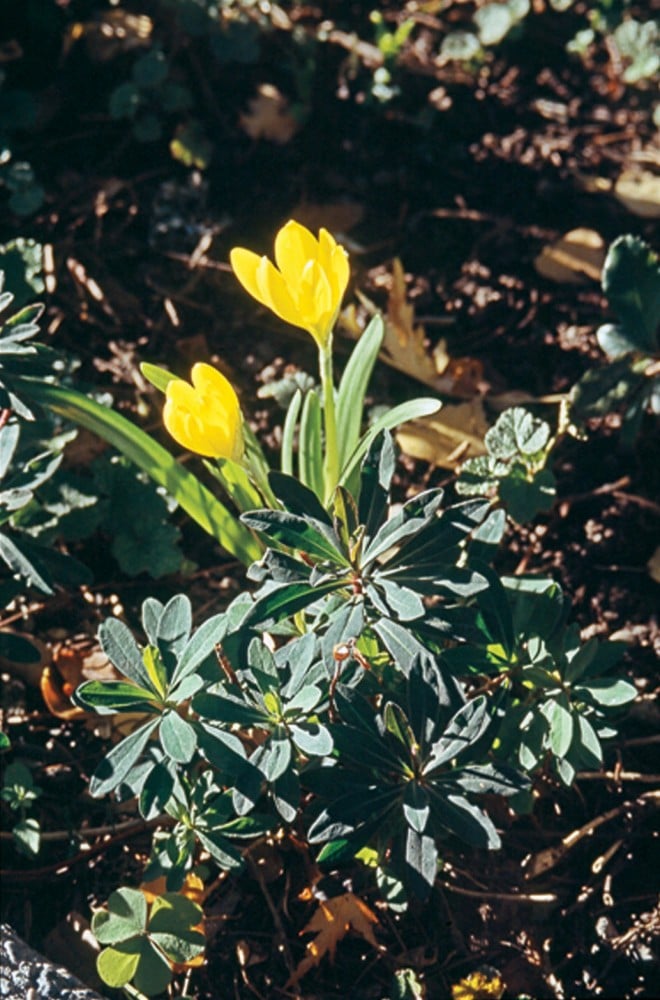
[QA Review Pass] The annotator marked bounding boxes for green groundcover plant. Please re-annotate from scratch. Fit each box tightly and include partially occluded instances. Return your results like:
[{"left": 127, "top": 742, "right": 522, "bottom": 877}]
[{"left": 3, "top": 221, "right": 647, "bottom": 996}]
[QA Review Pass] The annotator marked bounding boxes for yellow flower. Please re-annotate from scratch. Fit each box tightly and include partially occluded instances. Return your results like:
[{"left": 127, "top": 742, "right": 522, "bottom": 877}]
[
  {"left": 451, "top": 970, "right": 504, "bottom": 1000},
  {"left": 230, "top": 219, "right": 350, "bottom": 348},
  {"left": 163, "top": 363, "right": 243, "bottom": 460}
]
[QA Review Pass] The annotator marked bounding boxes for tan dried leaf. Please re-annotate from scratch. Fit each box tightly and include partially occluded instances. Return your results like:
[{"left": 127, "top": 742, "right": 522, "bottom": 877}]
[
  {"left": 239, "top": 84, "right": 299, "bottom": 144},
  {"left": 364, "top": 259, "right": 484, "bottom": 396},
  {"left": 647, "top": 546, "right": 660, "bottom": 584},
  {"left": 614, "top": 169, "right": 660, "bottom": 219},
  {"left": 396, "top": 398, "right": 489, "bottom": 468},
  {"left": 288, "top": 892, "right": 382, "bottom": 986},
  {"left": 41, "top": 637, "right": 115, "bottom": 721},
  {"left": 534, "top": 228, "right": 606, "bottom": 284}
]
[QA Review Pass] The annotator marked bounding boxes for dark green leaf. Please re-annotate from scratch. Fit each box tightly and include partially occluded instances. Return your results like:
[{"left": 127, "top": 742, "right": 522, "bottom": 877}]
[
  {"left": 139, "top": 763, "right": 174, "bottom": 820},
  {"left": 242, "top": 578, "right": 346, "bottom": 627},
  {"left": 269, "top": 471, "right": 332, "bottom": 524},
  {"left": 75, "top": 680, "right": 161, "bottom": 715},
  {"left": 336, "top": 315, "right": 385, "bottom": 469},
  {"left": 454, "top": 762, "right": 529, "bottom": 797},
  {"left": 542, "top": 698, "right": 574, "bottom": 758},
  {"left": 92, "top": 888, "right": 147, "bottom": 944},
  {"left": 13, "top": 817, "right": 40, "bottom": 856},
  {"left": 193, "top": 691, "right": 266, "bottom": 727},
  {"left": 260, "top": 732, "right": 292, "bottom": 781},
  {"left": 196, "top": 828, "right": 245, "bottom": 869},
  {"left": 132, "top": 939, "right": 173, "bottom": 997},
  {"left": 298, "top": 387, "right": 323, "bottom": 497},
  {"left": 96, "top": 941, "right": 142, "bottom": 989},
  {"left": 403, "top": 783, "right": 430, "bottom": 833},
  {"left": 601, "top": 235, "right": 660, "bottom": 355},
  {"left": 98, "top": 618, "right": 152, "bottom": 690},
  {"left": 272, "top": 766, "right": 300, "bottom": 822},
  {"left": 431, "top": 790, "right": 501, "bottom": 848},
  {"left": 403, "top": 828, "right": 437, "bottom": 899},
  {"left": 575, "top": 678, "right": 637, "bottom": 706},
  {"left": 90, "top": 718, "right": 160, "bottom": 798},
  {"left": 159, "top": 711, "right": 197, "bottom": 764},
  {"left": 358, "top": 430, "right": 396, "bottom": 545},
  {"left": 424, "top": 696, "right": 490, "bottom": 772},
  {"left": 362, "top": 488, "right": 445, "bottom": 567},
  {"left": 289, "top": 721, "right": 333, "bottom": 757},
  {"left": 241, "top": 509, "right": 347, "bottom": 565}
]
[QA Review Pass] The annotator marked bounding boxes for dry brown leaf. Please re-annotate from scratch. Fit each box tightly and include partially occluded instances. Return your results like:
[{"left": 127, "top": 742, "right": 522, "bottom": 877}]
[
  {"left": 41, "top": 637, "right": 115, "bottom": 721},
  {"left": 344, "top": 259, "right": 484, "bottom": 397},
  {"left": 287, "top": 892, "right": 383, "bottom": 986},
  {"left": 396, "top": 399, "right": 489, "bottom": 468},
  {"left": 239, "top": 84, "right": 299, "bottom": 144},
  {"left": 534, "top": 228, "right": 606, "bottom": 284},
  {"left": 614, "top": 169, "right": 660, "bottom": 219},
  {"left": 647, "top": 546, "right": 660, "bottom": 584}
]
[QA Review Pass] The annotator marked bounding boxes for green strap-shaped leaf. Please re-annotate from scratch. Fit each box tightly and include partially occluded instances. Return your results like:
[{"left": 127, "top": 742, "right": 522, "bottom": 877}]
[
  {"left": 281, "top": 388, "right": 302, "bottom": 476},
  {"left": 298, "top": 387, "right": 323, "bottom": 498},
  {"left": 336, "top": 314, "right": 385, "bottom": 469},
  {"left": 14, "top": 378, "right": 262, "bottom": 564},
  {"left": 339, "top": 397, "right": 440, "bottom": 495}
]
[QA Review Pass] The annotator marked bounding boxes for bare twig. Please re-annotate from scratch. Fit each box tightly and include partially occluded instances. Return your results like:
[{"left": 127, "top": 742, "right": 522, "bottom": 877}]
[{"left": 439, "top": 880, "right": 557, "bottom": 903}]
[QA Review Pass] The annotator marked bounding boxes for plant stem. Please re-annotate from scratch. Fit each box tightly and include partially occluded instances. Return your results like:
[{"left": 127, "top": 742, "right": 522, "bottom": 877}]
[{"left": 319, "top": 338, "right": 339, "bottom": 505}]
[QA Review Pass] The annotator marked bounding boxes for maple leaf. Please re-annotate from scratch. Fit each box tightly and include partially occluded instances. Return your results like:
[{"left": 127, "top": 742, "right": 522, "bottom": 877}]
[{"left": 287, "top": 892, "right": 383, "bottom": 986}]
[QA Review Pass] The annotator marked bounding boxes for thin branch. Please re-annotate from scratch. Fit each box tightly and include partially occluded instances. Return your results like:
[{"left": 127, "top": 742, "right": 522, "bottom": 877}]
[{"left": 439, "top": 880, "right": 557, "bottom": 903}]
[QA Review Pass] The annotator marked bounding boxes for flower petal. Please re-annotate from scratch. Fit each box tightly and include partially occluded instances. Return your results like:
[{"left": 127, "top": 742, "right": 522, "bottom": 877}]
[
  {"left": 298, "top": 259, "right": 333, "bottom": 324},
  {"left": 274, "top": 219, "right": 320, "bottom": 286},
  {"left": 255, "top": 256, "right": 304, "bottom": 330},
  {"left": 230, "top": 248, "right": 269, "bottom": 308},
  {"left": 319, "top": 229, "right": 350, "bottom": 302},
  {"left": 164, "top": 366, "right": 243, "bottom": 459}
]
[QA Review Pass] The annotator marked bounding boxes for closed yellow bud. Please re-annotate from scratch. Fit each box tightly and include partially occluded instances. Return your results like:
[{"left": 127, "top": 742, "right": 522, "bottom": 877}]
[
  {"left": 230, "top": 219, "right": 350, "bottom": 348},
  {"left": 163, "top": 363, "right": 243, "bottom": 460}
]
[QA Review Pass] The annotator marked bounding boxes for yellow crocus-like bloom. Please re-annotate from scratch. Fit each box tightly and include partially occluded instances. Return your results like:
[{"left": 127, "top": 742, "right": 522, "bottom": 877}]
[
  {"left": 230, "top": 219, "right": 350, "bottom": 348},
  {"left": 163, "top": 363, "right": 243, "bottom": 460}
]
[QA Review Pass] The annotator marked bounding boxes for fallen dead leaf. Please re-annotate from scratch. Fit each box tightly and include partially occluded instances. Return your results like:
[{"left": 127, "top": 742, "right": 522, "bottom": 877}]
[
  {"left": 287, "top": 892, "right": 383, "bottom": 986},
  {"left": 41, "top": 636, "right": 115, "bottom": 721},
  {"left": 343, "top": 259, "right": 484, "bottom": 396},
  {"left": 239, "top": 83, "right": 299, "bottom": 144},
  {"left": 647, "top": 546, "right": 660, "bottom": 584},
  {"left": 534, "top": 228, "right": 606, "bottom": 284},
  {"left": 614, "top": 169, "right": 660, "bottom": 219},
  {"left": 396, "top": 398, "right": 489, "bottom": 468}
]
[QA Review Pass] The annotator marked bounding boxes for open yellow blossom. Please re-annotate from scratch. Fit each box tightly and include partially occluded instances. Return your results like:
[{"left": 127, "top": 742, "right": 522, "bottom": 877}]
[
  {"left": 163, "top": 363, "right": 243, "bottom": 460},
  {"left": 230, "top": 219, "right": 350, "bottom": 348}
]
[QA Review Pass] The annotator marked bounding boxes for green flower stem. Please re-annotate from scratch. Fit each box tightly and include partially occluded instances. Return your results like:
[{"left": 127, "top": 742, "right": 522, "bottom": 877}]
[{"left": 319, "top": 338, "right": 339, "bottom": 505}]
